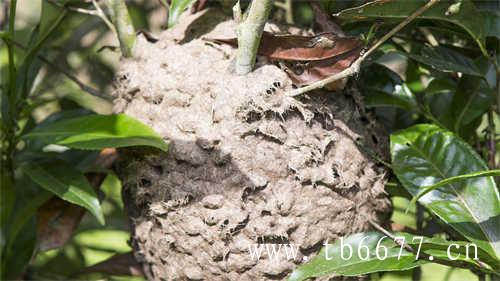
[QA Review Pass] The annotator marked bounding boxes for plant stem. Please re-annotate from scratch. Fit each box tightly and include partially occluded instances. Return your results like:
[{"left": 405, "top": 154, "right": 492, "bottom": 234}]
[
  {"left": 287, "top": 0, "right": 439, "bottom": 97},
  {"left": 274, "top": 0, "right": 293, "bottom": 24},
  {"left": 412, "top": 204, "right": 424, "bottom": 281},
  {"left": 103, "top": 0, "right": 136, "bottom": 58},
  {"left": 6, "top": 0, "right": 16, "bottom": 103},
  {"left": 235, "top": 0, "right": 273, "bottom": 75},
  {"left": 487, "top": 110, "right": 496, "bottom": 170},
  {"left": 1, "top": 0, "right": 17, "bottom": 185}
]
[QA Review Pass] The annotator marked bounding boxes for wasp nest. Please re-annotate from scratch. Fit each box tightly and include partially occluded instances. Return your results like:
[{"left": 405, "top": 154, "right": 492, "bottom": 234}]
[{"left": 113, "top": 9, "right": 391, "bottom": 281}]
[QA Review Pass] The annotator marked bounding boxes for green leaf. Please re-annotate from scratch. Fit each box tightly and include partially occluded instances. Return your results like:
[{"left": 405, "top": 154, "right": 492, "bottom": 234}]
[
  {"left": 168, "top": 0, "right": 196, "bottom": 28},
  {"left": 391, "top": 124, "right": 500, "bottom": 260},
  {"left": 17, "top": 1, "right": 67, "bottom": 99},
  {"left": 288, "top": 232, "right": 428, "bottom": 281},
  {"left": 406, "top": 47, "right": 482, "bottom": 77},
  {"left": 451, "top": 75, "right": 494, "bottom": 134},
  {"left": 336, "top": 0, "right": 489, "bottom": 55},
  {"left": 410, "top": 170, "right": 500, "bottom": 207},
  {"left": 365, "top": 83, "right": 417, "bottom": 110},
  {"left": 482, "top": 10, "right": 500, "bottom": 39},
  {"left": 21, "top": 162, "right": 105, "bottom": 225},
  {"left": 2, "top": 191, "right": 52, "bottom": 279},
  {"left": 23, "top": 113, "right": 168, "bottom": 151},
  {"left": 425, "top": 78, "right": 456, "bottom": 96}
]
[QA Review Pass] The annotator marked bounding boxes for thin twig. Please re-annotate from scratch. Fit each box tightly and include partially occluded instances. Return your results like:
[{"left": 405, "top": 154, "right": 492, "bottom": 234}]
[
  {"left": 11, "top": 40, "right": 111, "bottom": 100},
  {"left": 286, "top": 0, "right": 440, "bottom": 97},
  {"left": 91, "top": 0, "right": 117, "bottom": 36},
  {"left": 47, "top": 0, "right": 117, "bottom": 37}
]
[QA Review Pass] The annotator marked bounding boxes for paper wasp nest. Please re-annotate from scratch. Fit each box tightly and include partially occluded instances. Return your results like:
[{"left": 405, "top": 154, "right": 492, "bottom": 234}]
[{"left": 113, "top": 10, "right": 391, "bottom": 281}]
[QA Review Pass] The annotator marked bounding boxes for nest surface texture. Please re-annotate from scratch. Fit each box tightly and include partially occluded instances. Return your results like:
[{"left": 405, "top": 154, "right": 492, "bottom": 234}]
[{"left": 113, "top": 10, "right": 391, "bottom": 281}]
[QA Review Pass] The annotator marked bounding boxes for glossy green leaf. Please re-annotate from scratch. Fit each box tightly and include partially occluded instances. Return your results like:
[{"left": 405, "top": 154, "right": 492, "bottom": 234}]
[
  {"left": 365, "top": 83, "right": 417, "bottom": 110},
  {"left": 395, "top": 232, "right": 497, "bottom": 270},
  {"left": 168, "top": 0, "right": 196, "bottom": 28},
  {"left": 406, "top": 47, "right": 482, "bottom": 77},
  {"left": 21, "top": 162, "right": 105, "bottom": 225},
  {"left": 289, "top": 231, "right": 498, "bottom": 280},
  {"left": 425, "top": 78, "right": 456, "bottom": 96},
  {"left": 410, "top": 170, "right": 500, "bottom": 206},
  {"left": 451, "top": 75, "right": 494, "bottom": 134},
  {"left": 391, "top": 124, "right": 500, "bottom": 260},
  {"left": 289, "top": 232, "right": 428, "bottom": 281},
  {"left": 23, "top": 114, "right": 168, "bottom": 151},
  {"left": 336, "top": 0, "right": 489, "bottom": 55}
]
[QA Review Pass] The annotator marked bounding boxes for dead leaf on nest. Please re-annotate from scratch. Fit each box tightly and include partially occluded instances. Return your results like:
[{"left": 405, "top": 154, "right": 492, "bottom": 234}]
[
  {"left": 207, "top": 32, "right": 363, "bottom": 88},
  {"left": 209, "top": 31, "right": 362, "bottom": 61},
  {"left": 283, "top": 46, "right": 363, "bottom": 88}
]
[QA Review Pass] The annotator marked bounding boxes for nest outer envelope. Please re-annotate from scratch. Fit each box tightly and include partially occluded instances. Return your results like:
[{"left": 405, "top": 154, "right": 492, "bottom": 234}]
[{"left": 113, "top": 9, "right": 392, "bottom": 281}]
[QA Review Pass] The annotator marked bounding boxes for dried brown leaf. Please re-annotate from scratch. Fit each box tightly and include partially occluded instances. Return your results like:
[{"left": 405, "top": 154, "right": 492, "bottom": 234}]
[
  {"left": 208, "top": 31, "right": 362, "bottom": 61},
  {"left": 283, "top": 46, "right": 363, "bottom": 87}
]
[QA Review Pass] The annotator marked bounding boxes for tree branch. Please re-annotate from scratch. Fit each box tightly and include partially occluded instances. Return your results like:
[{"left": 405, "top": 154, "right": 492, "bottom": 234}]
[
  {"left": 235, "top": 0, "right": 273, "bottom": 75},
  {"left": 286, "top": 0, "right": 440, "bottom": 97},
  {"left": 103, "top": 0, "right": 136, "bottom": 58}
]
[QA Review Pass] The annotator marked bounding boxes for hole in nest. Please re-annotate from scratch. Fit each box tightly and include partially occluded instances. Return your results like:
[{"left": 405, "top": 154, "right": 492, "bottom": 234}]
[
  {"left": 257, "top": 235, "right": 289, "bottom": 244},
  {"left": 153, "top": 96, "right": 164, "bottom": 105},
  {"left": 261, "top": 210, "right": 272, "bottom": 216},
  {"left": 371, "top": 134, "right": 379, "bottom": 144},
  {"left": 152, "top": 165, "right": 163, "bottom": 175},
  {"left": 140, "top": 178, "right": 152, "bottom": 188}
]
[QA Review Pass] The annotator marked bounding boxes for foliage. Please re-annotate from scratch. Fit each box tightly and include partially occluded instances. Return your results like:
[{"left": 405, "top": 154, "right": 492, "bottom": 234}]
[
  {"left": 0, "top": 1, "right": 167, "bottom": 279},
  {"left": 291, "top": 0, "right": 500, "bottom": 280},
  {"left": 1, "top": 0, "right": 499, "bottom": 280}
]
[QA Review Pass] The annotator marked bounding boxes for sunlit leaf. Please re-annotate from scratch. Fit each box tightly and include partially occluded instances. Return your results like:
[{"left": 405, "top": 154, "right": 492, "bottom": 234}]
[
  {"left": 391, "top": 124, "right": 500, "bottom": 260},
  {"left": 289, "top": 231, "right": 497, "bottom": 280},
  {"left": 289, "top": 232, "right": 427, "bottom": 280},
  {"left": 410, "top": 169, "right": 500, "bottom": 207},
  {"left": 23, "top": 114, "right": 168, "bottom": 152},
  {"left": 168, "top": 0, "right": 196, "bottom": 28}
]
